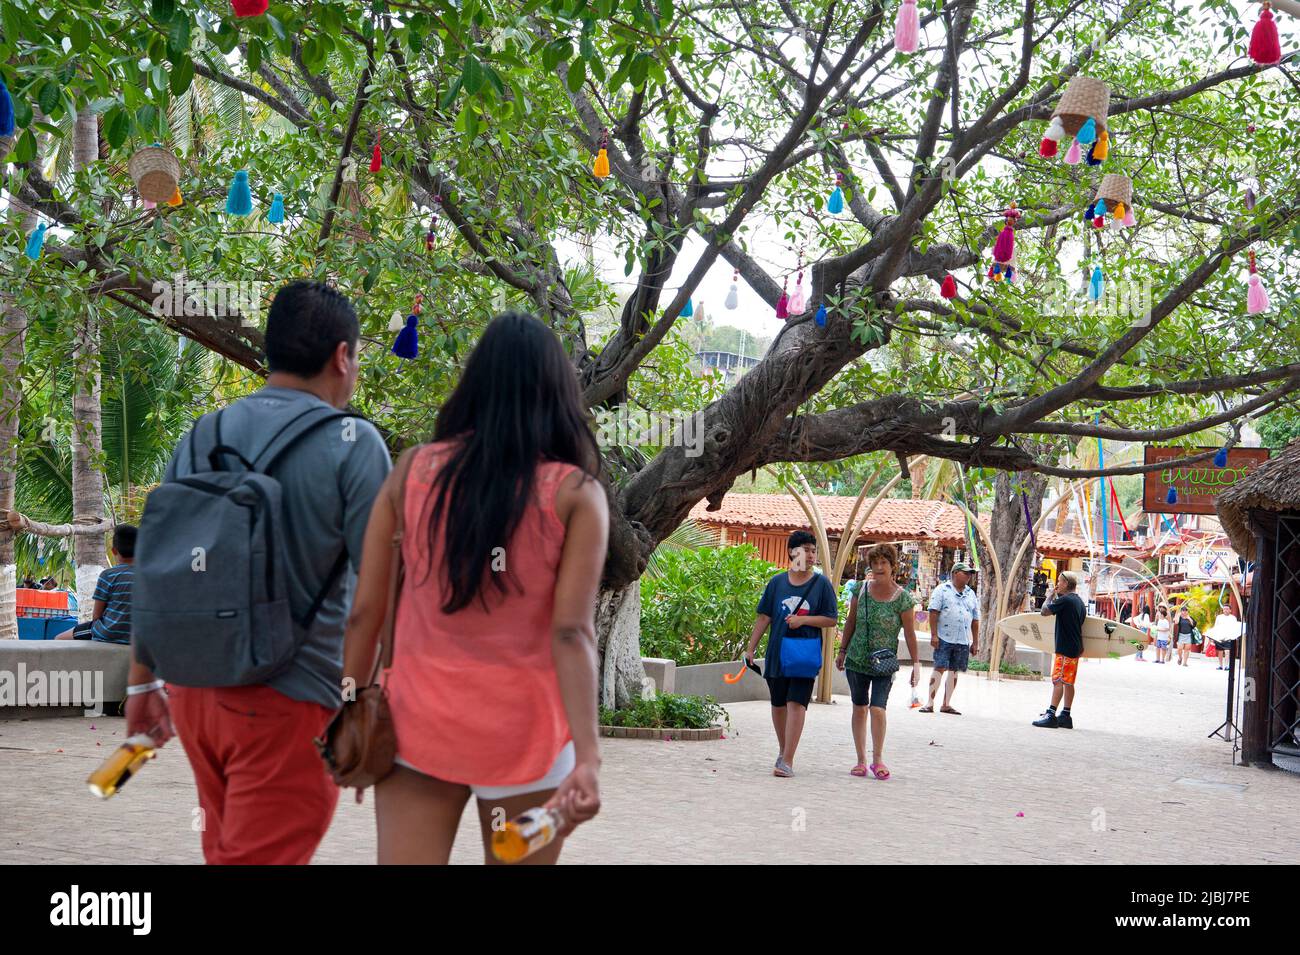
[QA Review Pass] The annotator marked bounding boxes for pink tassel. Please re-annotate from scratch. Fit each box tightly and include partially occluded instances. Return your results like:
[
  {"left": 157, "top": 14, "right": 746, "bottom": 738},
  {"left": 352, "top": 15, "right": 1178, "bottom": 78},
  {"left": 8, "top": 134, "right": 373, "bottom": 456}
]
[
  {"left": 790, "top": 275, "right": 806, "bottom": 314},
  {"left": 894, "top": 0, "right": 919, "bottom": 53},
  {"left": 143, "top": 198, "right": 156, "bottom": 210},
  {"left": 1064, "top": 140, "right": 1082, "bottom": 165},
  {"left": 776, "top": 291, "right": 789, "bottom": 319},
  {"left": 1121, "top": 206, "right": 1136, "bottom": 227},
  {"left": 1247, "top": 274, "right": 1269, "bottom": 314},
  {"left": 992, "top": 224, "right": 1015, "bottom": 262}
]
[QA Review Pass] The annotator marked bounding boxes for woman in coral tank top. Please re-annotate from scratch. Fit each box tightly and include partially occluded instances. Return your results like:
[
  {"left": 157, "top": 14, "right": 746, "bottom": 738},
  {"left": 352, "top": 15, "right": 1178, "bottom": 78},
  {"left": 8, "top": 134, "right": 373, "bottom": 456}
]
[{"left": 342, "top": 312, "right": 608, "bottom": 864}]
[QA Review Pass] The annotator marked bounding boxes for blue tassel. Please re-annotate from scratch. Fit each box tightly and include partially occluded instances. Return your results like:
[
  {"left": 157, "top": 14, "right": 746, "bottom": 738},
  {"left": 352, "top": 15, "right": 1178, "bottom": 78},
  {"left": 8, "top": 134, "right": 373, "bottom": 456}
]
[
  {"left": 814, "top": 302, "right": 827, "bottom": 326},
  {"left": 827, "top": 186, "right": 844, "bottom": 215},
  {"left": 0, "top": 76, "right": 14, "bottom": 138},
  {"left": 391, "top": 314, "right": 419, "bottom": 359},
  {"left": 1085, "top": 142, "right": 1102, "bottom": 166},
  {"left": 1213, "top": 447, "right": 1229, "bottom": 468},
  {"left": 1076, "top": 117, "right": 1097, "bottom": 145},
  {"left": 1089, "top": 266, "right": 1104, "bottom": 301},
  {"left": 680, "top": 298, "right": 693, "bottom": 318},
  {"left": 225, "top": 170, "right": 253, "bottom": 216},
  {"left": 1093, "top": 199, "right": 1108, "bottom": 218},
  {"left": 267, "top": 192, "right": 285, "bottom": 224},
  {"left": 1082, "top": 206, "right": 1092, "bottom": 224},
  {"left": 1166, "top": 486, "right": 1178, "bottom": 505},
  {"left": 23, "top": 222, "right": 46, "bottom": 260}
]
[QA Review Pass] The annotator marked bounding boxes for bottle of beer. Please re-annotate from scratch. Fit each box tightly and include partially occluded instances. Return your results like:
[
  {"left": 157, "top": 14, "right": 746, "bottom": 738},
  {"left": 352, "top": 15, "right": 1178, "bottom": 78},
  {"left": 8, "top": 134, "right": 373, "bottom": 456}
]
[
  {"left": 87, "top": 734, "right": 156, "bottom": 799},
  {"left": 491, "top": 806, "right": 566, "bottom": 863}
]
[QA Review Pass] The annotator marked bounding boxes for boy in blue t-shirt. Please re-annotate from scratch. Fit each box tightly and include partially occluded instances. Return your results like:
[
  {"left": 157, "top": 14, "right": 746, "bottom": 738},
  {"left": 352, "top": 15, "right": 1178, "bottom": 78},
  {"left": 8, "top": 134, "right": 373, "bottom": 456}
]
[
  {"left": 745, "top": 530, "right": 837, "bottom": 778},
  {"left": 56, "top": 525, "right": 136, "bottom": 644}
]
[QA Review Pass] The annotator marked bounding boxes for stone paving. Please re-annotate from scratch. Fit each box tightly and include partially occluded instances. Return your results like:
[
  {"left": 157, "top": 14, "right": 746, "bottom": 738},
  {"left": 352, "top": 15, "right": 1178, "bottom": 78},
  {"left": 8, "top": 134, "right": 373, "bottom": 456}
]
[{"left": 1, "top": 653, "right": 1295, "bottom": 864}]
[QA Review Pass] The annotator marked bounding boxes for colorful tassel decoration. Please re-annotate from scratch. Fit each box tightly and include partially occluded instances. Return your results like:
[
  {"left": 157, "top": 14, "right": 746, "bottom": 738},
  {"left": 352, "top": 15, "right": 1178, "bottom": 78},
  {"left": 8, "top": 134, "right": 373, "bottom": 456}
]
[
  {"left": 1249, "top": 2, "right": 1283, "bottom": 65},
  {"left": 168, "top": 186, "right": 183, "bottom": 206},
  {"left": 940, "top": 274, "right": 957, "bottom": 299},
  {"left": 388, "top": 311, "right": 404, "bottom": 333},
  {"left": 1166, "top": 486, "right": 1178, "bottom": 505},
  {"left": 143, "top": 198, "right": 157, "bottom": 210},
  {"left": 725, "top": 269, "right": 739, "bottom": 310},
  {"left": 1075, "top": 117, "right": 1097, "bottom": 146},
  {"left": 392, "top": 294, "right": 422, "bottom": 360},
  {"left": 23, "top": 222, "right": 46, "bottom": 260},
  {"left": 894, "top": 0, "right": 920, "bottom": 53},
  {"left": 1089, "top": 265, "right": 1104, "bottom": 301},
  {"left": 1247, "top": 251, "right": 1270, "bottom": 314},
  {"left": 225, "top": 170, "right": 252, "bottom": 216},
  {"left": 1064, "top": 140, "right": 1082, "bottom": 165},
  {"left": 827, "top": 173, "right": 845, "bottom": 214},
  {"left": 1121, "top": 205, "right": 1136, "bottom": 227},
  {"left": 1112, "top": 202, "right": 1125, "bottom": 222},
  {"left": 814, "top": 303, "right": 827, "bottom": 326},
  {"left": 0, "top": 76, "right": 14, "bottom": 138},
  {"left": 776, "top": 277, "right": 789, "bottom": 319},
  {"left": 369, "top": 132, "right": 382, "bottom": 173},
  {"left": 1213, "top": 447, "right": 1230, "bottom": 468},
  {"left": 267, "top": 192, "right": 285, "bottom": 224},
  {"left": 1044, "top": 116, "right": 1066, "bottom": 143},
  {"left": 680, "top": 297, "right": 694, "bottom": 318},
  {"left": 1038, "top": 137, "right": 1058, "bottom": 159},
  {"left": 231, "top": 0, "right": 269, "bottom": 16},
  {"left": 1092, "top": 128, "right": 1109, "bottom": 161},
  {"left": 593, "top": 128, "right": 610, "bottom": 179},
  {"left": 992, "top": 204, "right": 1018, "bottom": 262},
  {"left": 790, "top": 271, "right": 806, "bottom": 314}
]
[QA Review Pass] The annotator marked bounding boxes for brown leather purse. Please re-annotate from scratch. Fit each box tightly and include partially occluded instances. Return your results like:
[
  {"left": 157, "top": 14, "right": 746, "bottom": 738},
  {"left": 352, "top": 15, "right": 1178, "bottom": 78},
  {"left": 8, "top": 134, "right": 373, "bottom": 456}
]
[{"left": 315, "top": 448, "right": 417, "bottom": 796}]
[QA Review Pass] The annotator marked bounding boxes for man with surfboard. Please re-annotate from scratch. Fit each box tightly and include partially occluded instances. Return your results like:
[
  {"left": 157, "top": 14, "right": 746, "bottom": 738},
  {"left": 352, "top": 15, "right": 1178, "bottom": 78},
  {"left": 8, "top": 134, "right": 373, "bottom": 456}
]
[{"left": 1033, "top": 572, "right": 1087, "bottom": 729}]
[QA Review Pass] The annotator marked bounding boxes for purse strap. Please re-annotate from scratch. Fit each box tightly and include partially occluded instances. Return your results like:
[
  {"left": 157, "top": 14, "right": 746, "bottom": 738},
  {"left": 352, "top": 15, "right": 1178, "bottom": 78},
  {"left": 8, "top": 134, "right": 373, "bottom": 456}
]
[{"left": 369, "top": 445, "right": 419, "bottom": 684}]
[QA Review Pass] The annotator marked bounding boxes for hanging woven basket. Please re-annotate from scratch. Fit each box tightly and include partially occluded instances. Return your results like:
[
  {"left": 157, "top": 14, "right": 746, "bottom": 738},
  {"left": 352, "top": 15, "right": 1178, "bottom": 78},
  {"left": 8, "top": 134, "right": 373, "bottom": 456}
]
[
  {"left": 1093, "top": 173, "right": 1133, "bottom": 213},
  {"left": 1051, "top": 76, "right": 1110, "bottom": 137},
  {"left": 128, "top": 145, "right": 181, "bottom": 204}
]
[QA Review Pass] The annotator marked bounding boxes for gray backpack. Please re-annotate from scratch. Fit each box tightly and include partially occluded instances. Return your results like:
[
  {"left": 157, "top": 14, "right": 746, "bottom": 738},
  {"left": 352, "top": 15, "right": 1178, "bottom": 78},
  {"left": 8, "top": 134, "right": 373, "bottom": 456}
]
[{"left": 133, "top": 405, "right": 350, "bottom": 687}]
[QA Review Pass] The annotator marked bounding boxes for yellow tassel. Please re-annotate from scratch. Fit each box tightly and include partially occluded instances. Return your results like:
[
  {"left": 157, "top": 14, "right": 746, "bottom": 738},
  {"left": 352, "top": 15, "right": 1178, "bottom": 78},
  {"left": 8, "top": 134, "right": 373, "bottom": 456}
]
[
  {"left": 1093, "top": 128, "right": 1109, "bottom": 161},
  {"left": 167, "top": 186, "right": 183, "bottom": 206},
  {"left": 592, "top": 148, "right": 609, "bottom": 179},
  {"left": 1113, "top": 201, "right": 1125, "bottom": 221}
]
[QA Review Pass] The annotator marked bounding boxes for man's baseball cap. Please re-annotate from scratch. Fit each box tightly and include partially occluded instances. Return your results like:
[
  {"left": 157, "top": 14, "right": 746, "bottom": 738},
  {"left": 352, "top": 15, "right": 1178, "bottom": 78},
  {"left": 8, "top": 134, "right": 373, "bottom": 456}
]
[{"left": 951, "top": 562, "right": 975, "bottom": 574}]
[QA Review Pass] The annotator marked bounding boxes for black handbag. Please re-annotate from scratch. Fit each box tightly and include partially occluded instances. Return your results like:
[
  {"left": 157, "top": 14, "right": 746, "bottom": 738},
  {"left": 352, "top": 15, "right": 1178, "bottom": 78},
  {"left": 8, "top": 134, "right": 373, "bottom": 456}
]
[{"left": 865, "top": 646, "right": 900, "bottom": 677}]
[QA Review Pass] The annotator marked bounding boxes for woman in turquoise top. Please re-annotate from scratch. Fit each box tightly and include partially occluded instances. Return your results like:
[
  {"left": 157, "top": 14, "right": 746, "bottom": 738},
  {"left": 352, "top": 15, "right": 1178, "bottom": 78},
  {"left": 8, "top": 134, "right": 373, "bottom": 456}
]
[{"left": 836, "top": 543, "right": 920, "bottom": 780}]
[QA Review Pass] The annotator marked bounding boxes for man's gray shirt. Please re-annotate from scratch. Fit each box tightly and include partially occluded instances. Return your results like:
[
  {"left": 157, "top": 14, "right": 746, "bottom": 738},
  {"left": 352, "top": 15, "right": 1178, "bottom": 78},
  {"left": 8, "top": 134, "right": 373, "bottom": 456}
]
[{"left": 164, "top": 386, "right": 391, "bottom": 708}]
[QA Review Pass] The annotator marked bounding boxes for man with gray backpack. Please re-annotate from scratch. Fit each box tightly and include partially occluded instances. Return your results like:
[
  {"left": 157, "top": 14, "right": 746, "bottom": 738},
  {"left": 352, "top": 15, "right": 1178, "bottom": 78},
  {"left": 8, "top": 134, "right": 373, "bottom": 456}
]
[{"left": 126, "top": 281, "right": 390, "bottom": 865}]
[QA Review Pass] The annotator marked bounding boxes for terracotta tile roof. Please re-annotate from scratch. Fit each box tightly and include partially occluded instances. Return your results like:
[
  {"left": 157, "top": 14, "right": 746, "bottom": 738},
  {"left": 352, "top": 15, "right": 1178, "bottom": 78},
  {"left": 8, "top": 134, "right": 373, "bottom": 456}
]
[{"left": 688, "top": 493, "right": 1098, "bottom": 557}]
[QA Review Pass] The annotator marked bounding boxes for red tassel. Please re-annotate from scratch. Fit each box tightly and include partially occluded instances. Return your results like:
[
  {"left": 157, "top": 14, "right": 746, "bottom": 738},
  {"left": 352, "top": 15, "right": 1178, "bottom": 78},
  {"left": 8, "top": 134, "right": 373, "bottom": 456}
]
[
  {"left": 1250, "top": 4, "right": 1283, "bottom": 65},
  {"left": 230, "top": 0, "right": 268, "bottom": 16},
  {"left": 1038, "top": 137, "right": 1058, "bottom": 159},
  {"left": 1093, "top": 216, "right": 1106, "bottom": 229},
  {"left": 369, "top": 134, "right": 382, "bottom": 173},
  {"left": 940, "top": 274, "right": 957, "bottom": 299}
]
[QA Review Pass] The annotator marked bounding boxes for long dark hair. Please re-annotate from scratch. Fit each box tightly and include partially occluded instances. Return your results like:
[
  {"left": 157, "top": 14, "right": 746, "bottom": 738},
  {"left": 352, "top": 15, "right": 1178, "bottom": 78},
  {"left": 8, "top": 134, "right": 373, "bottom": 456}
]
[{"left": 420, "top": 311, "right": 600, "bottom": 613}]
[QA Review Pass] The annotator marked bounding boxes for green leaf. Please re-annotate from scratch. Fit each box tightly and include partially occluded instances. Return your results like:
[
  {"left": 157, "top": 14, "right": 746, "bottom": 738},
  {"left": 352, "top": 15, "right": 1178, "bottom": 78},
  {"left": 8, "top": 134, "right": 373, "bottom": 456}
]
[
  {"left": 11, "top": 95, "right": 32, "bottom": 130},
  {"left": 10, "top": 129, "right": 37, "bottom": 164},
  {"left": 151, "top": 0, "right": 175, "bottom": 20},
  {"left": 678, "top": 34, "right": 694, "bottom": 57},
  {"left": 69, "top": 20, "right": 92, "bottom": 53},
  {"left": 566, "top": 57, "right": 586, "bottom": 93},
  {"left": 37, "top": 82, "right": 60, "bottom": 116},
  {"left": 247, "top": 38, "right": 265, "bottom": 73},
  {"left": 167, "top": 11, "right": 191, "bottom": 61},
  {"left": 104, "top": 108, "right": 131, "bottom": 149},
  {"left": 462, "top": 55, "right": 486, "bottom": 95},
  {"left": 169, "top": 57, "right": 194, "bottom": 96},
  {"left": 440, "top": 75, "right": 465, "bottom": 110}
]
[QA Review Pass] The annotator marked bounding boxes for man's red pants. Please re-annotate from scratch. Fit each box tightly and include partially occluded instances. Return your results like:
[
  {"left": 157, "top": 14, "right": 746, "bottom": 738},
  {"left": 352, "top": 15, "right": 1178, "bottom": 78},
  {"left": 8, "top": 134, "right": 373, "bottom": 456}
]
[{"left": 168, "top": 684, "right": 339, "bottom": 865}]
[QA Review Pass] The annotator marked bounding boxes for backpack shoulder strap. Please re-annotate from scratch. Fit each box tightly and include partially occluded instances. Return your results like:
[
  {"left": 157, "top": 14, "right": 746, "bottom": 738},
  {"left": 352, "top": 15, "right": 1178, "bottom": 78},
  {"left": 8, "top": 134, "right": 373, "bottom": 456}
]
[{"left": 254, "top": 405, "right": 353, "bottom": 474}]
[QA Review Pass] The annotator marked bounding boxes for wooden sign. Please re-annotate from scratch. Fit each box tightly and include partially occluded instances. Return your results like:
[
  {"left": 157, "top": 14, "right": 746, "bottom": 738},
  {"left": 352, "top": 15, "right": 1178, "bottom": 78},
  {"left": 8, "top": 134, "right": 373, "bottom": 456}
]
[{"left": 1142, "top": 446, "right": 1272, "bottom": 515}]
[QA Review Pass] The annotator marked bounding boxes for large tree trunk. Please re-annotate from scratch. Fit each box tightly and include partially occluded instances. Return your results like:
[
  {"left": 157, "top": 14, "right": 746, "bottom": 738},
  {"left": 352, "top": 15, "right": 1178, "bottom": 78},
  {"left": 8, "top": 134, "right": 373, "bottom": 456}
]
[
  {"left": 0, "top": 121, "right": 43, "bottom": 640},
  {"left": 0, "top": 210, "right": 33, "bottom": 640},
  {"left": 595, "top": 583, "right": 646, "bottom": 709},
  {"left": 976, "top": 470, "right": 1047, "bottom": 665},
  {"left": 70, "top": 108, "right": 106, "bottom": 620}
]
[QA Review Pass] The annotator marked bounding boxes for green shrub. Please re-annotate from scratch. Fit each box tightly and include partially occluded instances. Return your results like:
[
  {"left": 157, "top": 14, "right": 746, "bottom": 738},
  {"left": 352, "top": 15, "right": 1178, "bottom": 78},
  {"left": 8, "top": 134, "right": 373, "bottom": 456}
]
[
  {"left": 968, "top": 659, "right": 1038, "bottom": 676},
  {"left": 639, "top": 544, "right": 782, "bottom": 665},
  {"left": 599, "top": 693, "right": 730, "bottom": 730}
]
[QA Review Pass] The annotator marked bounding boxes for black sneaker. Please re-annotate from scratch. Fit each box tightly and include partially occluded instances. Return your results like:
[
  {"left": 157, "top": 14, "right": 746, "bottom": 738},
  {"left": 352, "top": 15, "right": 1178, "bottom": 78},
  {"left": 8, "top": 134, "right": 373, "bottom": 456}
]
[
  {"left": 1057, "top": 712, "right": 1073, "bottom": 729},
  {"left": 1032, "top": 711, "right": 1059, "bottom": 728}
]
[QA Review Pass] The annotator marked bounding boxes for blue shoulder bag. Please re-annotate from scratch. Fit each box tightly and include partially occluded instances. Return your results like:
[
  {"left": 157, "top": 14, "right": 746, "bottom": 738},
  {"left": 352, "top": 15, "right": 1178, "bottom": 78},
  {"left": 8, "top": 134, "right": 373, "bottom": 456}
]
[{"left": 778, "top": 577, "right": 824, "bottom": 678}]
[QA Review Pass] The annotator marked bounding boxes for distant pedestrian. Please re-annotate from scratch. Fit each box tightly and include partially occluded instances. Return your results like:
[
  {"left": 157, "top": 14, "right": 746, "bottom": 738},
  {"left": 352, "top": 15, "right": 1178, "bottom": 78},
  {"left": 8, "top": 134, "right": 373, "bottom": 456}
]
[
  {"left": 55, "top": 524, "right": 136, "bottom": 644},
  {"left": 1176, "top": 606, "right": 1196, "bottom": 666},
  {"left": 1154, "top": 608, "right": 1172, "bottom": 663},
  {"left": 920, "top": 562, "right": 979, "bottom": 715},
  {"left": 746, "top": 530, "right": 837, "bottom": 777}
]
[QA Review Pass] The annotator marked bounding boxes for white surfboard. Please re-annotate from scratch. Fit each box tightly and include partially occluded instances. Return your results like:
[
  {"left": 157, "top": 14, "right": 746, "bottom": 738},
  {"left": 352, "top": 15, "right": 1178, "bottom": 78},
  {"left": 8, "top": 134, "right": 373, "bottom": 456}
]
[{"left": 998, "top": 613, "right": 1146, "bottom": 659}]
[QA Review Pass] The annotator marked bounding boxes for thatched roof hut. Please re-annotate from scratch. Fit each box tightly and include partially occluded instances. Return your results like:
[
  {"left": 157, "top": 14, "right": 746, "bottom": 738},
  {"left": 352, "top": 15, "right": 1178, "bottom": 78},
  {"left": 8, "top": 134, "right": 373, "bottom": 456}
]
[{"left": 1217, "top": 437, "right": 1300, "bottom": 555}]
